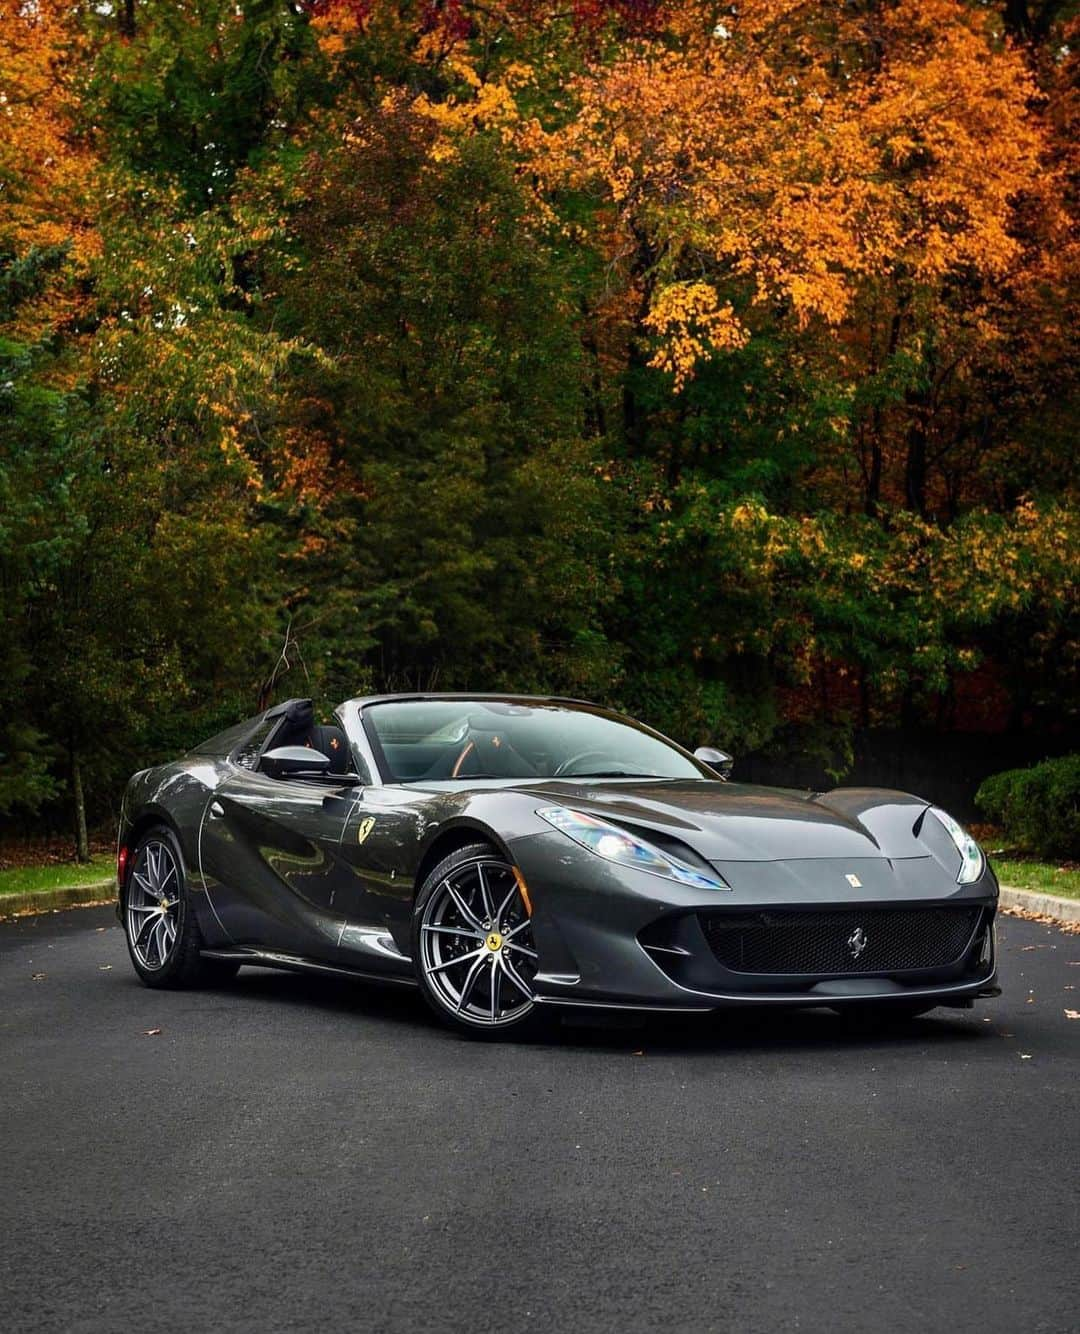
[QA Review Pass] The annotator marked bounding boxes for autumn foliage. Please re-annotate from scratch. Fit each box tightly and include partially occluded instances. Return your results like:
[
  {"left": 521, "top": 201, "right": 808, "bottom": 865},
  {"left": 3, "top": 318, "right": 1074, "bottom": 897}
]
[{"left": 0, "top": 0, "right": 1076, "bottom": 845}]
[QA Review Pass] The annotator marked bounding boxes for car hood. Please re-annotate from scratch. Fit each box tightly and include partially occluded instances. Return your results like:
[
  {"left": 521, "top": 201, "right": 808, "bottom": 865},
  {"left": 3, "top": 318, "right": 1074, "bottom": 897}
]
[{"left": 522, "top": 779, "right": 927, "bottom": 862}]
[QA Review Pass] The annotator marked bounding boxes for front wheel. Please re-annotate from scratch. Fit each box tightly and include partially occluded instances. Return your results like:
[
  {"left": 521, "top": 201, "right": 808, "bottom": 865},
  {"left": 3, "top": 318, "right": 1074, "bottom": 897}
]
[
  {"left": 123, "top": 826, "right": 239, "bottom": 989},
  {"left": 412, "top": 843, "right": 541, "bottom": 1038}
]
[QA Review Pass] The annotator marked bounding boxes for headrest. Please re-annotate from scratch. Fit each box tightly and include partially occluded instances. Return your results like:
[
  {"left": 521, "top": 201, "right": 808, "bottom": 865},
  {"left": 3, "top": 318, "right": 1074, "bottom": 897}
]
[{"left": 283, "top": 698, "right": 315, "bottom": 731}]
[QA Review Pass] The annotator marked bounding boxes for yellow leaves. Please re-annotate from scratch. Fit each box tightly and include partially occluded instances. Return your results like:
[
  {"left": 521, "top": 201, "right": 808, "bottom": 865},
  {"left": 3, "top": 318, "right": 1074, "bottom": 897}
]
[
  {"left": 645, "top": 282, "right": 748, "bottom": 389},
  {"left": 409, "top": 50, "right": 521, "bottom": 161}
]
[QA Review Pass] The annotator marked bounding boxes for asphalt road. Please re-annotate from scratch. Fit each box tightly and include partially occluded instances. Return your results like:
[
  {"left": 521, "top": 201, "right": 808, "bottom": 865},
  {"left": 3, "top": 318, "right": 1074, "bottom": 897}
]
[{"left": 1, "top": 906, "right": 1078, "bottom": 1334}]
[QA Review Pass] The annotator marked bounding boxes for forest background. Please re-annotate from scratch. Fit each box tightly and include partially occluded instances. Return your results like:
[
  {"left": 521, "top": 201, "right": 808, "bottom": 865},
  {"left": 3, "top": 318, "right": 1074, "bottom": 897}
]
[{"left": 1, "top": 0, "right": 1077, "bottom": 856}]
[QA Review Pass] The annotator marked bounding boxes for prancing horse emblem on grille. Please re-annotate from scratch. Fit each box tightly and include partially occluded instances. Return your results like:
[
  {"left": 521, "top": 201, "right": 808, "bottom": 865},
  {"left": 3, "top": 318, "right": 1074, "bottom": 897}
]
[{"left": 847, "top": 926, "right": 868, "bottom": 959}]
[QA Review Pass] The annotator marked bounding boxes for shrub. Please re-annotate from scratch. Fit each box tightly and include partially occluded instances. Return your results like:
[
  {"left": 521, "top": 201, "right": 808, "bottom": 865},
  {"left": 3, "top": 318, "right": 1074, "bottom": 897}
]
[{"left": 976, "top": 755, "right": 1080, "bottom": 860}]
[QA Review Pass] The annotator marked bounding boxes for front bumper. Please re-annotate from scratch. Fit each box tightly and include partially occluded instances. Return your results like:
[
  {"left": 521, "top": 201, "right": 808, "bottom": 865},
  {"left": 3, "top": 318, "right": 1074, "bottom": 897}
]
[{"left": 508, "top": 831, "right": 999, "bottom": 1013}]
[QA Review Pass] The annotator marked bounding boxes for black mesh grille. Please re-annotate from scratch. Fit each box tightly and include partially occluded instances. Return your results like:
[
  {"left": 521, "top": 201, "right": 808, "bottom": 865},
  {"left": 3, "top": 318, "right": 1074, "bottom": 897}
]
[{"left": 699, "top": 906, "right": 983, "bottom": 976}]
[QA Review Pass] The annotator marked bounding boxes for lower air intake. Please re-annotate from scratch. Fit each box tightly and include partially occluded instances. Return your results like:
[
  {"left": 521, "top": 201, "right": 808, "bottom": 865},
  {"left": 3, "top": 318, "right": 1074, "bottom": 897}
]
[{"left": 699, "top": 905, "right": 983, "bottom": 976}]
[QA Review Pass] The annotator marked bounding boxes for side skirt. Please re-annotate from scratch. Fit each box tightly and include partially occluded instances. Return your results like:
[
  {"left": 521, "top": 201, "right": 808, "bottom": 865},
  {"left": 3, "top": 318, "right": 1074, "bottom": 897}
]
[{"left": 200, "top": 947, "right": 418, "bottom": 989}]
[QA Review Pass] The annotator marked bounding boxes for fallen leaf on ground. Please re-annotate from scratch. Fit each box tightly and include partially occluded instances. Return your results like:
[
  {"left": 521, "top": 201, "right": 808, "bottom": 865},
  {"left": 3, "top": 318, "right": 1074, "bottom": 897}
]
[
  {"left": 99, "top": 964, "right": 112, "bottom": 971},
  {"left": 1000, "top": 906, "right": 1080, "bottom": 935},
  {"left": 31, "top": 972, "right": 45, "bottom": 981},
  {"left": 1019, "top": 1053, "right": 1033, "bottom": 1060},
  {"left": 633, "top": 1050, "right": 645, "bottom": 1056},
  {"left": 1020, "top": 945, "right": 1038, "bottom": 952},
  {"left": 1065, "top": 1010, "right": 1080, "bottom": 1020},
  {"left": 143, "top": 1028, "right": 162, "bottom": 1036}
]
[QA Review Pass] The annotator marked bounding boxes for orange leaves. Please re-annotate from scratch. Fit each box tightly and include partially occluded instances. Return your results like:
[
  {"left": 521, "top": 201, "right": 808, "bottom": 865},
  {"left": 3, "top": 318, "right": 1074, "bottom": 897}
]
[
  {"left": 520, "top": 0, "right": 1048, "bottom": 388},
  {"left": 0, "top": 0, "right": 99, "bottom": 336},
  {"left": 0, "top": 1, "right": 97, "bottom": 244}
]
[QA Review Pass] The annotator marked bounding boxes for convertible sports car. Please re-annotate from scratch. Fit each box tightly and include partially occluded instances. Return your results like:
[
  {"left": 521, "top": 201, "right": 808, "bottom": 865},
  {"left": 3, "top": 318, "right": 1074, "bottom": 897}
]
[{"left": 116, "top": 694, "right": 1000, "bottom": 1036}]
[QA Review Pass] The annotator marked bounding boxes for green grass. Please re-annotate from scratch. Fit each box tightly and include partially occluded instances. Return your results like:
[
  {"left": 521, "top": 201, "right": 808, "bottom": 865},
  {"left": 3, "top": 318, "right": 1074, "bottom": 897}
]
[
  {"left": 0, "top": 853, "right": 114, "bottom": 898},
  {"left": 992, "top": 857, "right": 1080, "bottom": 901}
]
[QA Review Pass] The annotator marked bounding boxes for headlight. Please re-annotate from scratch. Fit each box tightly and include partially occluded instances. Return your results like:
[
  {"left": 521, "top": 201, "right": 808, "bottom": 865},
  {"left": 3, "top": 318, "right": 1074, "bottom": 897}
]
[
  {"left": 930, "top": 807, "right": 985, "bottom": 884},
  {"left": 537, "top": 806, "right": 728, "bottom": 890}
]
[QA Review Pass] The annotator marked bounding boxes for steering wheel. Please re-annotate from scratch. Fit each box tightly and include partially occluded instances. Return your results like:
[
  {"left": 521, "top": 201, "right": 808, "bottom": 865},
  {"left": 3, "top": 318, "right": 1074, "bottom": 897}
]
[{"left": 553, "top": 749, "right": 623, "bottom": 778}]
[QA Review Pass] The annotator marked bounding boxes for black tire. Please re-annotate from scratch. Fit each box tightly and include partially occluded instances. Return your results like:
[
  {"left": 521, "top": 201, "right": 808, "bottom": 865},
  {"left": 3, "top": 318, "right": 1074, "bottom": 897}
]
[
  {"left": 412, "top": 842, "right": 544, "bottom": 1040},
  {"left": 122, "top": 825, "right": 239, "bottom": 990}
]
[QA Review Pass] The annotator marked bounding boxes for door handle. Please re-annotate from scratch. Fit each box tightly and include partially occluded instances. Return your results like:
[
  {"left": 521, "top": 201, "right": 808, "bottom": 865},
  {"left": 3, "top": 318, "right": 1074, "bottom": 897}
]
[{"left": 208, "top": 801, "right": 225, "bottom": 818}]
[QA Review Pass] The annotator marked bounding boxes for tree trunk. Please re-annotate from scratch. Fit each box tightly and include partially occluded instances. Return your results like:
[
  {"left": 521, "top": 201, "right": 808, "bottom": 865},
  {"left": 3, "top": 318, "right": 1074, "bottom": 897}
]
[
  {"left": 622, "top": 227, "right": 659, "bottom": 453},
  {"left": 71, "top": 747, "right": 90, "bottom": 863},
  {"left": 580, "top": 301, "right": 606, "bottom": 439},
  {"left": 904, "top": 393, "right": 929, "bottom": 517},
  {"left": 120, "top": 0, "right": 136, "bottom": 38},
  {"left": 864, "top": 308, "right": 901, "bottom": 518}
]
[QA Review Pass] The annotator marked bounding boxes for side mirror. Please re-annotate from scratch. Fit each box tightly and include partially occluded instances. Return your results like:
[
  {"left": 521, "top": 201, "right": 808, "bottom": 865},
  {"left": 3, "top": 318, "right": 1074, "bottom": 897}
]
[
  {"left": 260, "top": 746, "right": 332, "bottom": 781},
  {"left": 694, "top": 746, "right": 733, "bottom": 779}
]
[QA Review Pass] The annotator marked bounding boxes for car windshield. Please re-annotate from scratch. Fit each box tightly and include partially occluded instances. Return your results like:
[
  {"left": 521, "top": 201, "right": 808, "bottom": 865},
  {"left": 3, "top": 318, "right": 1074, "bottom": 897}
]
[{"left": 362, "top": 699, "right": 710, "bottom": 785}]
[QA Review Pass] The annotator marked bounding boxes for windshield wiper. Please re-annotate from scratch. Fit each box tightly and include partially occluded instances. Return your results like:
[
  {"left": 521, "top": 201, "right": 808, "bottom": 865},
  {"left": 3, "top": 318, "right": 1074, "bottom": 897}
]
[{"left": 558, "top": 771, "right": 670, "bottom": 779}]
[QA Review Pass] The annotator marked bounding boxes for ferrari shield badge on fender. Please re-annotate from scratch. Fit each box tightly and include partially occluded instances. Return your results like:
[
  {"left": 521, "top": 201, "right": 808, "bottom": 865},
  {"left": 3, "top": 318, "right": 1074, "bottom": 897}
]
[
  {"left": 357, "top": 816, "right": 376, "bottom": 844},
  {"left": 845, "top": 873, "right": 862, "bottom": 888}
]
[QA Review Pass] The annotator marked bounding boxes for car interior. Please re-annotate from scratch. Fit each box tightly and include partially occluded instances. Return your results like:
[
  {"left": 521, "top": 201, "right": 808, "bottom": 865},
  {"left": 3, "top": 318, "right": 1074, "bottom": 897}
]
[{"left": 268, "top": 699, "right": 352, "bottom": 775}]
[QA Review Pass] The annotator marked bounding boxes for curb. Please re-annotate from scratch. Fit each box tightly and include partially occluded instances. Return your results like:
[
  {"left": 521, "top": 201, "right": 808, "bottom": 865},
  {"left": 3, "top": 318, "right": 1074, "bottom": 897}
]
[
  {"left": 0, "top": 880, "right": 115, "bottom": 920},
  {"left": 998, "top": 884, "right": 1080, "bottom": 927}
]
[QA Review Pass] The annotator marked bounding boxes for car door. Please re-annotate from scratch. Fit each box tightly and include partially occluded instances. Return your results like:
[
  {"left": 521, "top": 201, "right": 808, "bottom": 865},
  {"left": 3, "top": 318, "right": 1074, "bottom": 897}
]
[
  {"left": 198, "top": 766, "right": 363, "bottom": 962},
  {"left": 334, "top": 786, "right": 427, "bottom": 959}
]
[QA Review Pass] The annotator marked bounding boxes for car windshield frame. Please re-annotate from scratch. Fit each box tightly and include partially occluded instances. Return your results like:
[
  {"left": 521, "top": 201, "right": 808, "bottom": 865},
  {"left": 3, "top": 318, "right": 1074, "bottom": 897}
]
[{"left": 357, "top": 697, "right": 715, "bottom": 786}]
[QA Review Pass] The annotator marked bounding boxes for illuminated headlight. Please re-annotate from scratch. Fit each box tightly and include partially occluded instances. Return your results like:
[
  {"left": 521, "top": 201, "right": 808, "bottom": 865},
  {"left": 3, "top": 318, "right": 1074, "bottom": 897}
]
[
  {"left": 931, "top": 807, "right": 985, "bottom": 884},
  {"left": 537, "top": 806, "right": 728, "bottom": 890}
]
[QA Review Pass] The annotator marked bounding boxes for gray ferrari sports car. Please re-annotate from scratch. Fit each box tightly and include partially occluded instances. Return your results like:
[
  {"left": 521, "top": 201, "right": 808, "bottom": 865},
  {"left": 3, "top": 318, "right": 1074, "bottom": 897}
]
[{"left": 116, "top": 693, "right": 1000, "bottom": 1036}]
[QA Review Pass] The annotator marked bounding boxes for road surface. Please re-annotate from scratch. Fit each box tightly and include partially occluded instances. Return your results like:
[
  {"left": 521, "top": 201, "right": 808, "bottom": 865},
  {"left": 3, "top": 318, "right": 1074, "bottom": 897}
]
[{"left": 1, "top": 904, "right": 1077, "bottom": 1333}]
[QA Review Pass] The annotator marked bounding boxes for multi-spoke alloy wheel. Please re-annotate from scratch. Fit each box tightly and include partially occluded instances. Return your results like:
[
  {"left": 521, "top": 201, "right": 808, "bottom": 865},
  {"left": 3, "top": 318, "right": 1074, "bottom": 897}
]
[
  {"left": 122, "top": 826, "right": 238, "bottom": 989},
  {"left": 415, "top": 845, "right": 539, "bottom": 1034},
  {"left": 126, "top": 839, "right": 180, "bottom": 971}
]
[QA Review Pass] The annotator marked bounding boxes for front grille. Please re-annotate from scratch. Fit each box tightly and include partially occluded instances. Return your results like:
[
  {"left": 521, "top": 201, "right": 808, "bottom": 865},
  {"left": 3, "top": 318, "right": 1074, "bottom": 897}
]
[{"left": 699, "top": 906, "right": 983, "bottom": 976}]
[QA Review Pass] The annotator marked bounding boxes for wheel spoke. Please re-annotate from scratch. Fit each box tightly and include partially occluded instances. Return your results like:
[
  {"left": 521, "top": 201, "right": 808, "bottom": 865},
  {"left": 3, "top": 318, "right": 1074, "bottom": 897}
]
[
  {"left": 429, "top": 946, "right": 486, "bottom": 977},
  {"left": 454, "top": 954, "right": 488, "bottom": 1014},
  {"left": 476, "top": 865, "right": 495, "bottom": 921},
  {"left": 422, "top": 923, "right": 482, "bottom": 941},
  {"left": 500, "top": 953, "right": 534, "bottom": 1002},
  {"left": 489, "top": 956, "right": 498, "bottom": 1021},
  {"left": 445, "top": 880, "right": 483, "bottom": 932},
  {"left": 132, "top": 871, "right": 154, "bottom": 896},
  {"left": 495, "top": 881, "right": 518, "bottom": 923},
  {"left": 505, "top": 940, "right": 538, "bottom": 960},
  {"left": 128, "top": 903, "right": 160, "bottom": 915},
  {"left": 504, "top": 919, "right": 532, "bottom": 939},
  {"left": 134, "top": 913, "right": 158, "bottom": 951}
]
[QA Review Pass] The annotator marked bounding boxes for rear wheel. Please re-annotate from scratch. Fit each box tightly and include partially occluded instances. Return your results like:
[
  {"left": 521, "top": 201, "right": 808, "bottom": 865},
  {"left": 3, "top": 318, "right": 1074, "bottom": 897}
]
[
  {"left": 123, "top": 826, "right": 239, "bottom": 989},
  {"left": 413, "top": 843, "right": 541, "bottom": 1038}
]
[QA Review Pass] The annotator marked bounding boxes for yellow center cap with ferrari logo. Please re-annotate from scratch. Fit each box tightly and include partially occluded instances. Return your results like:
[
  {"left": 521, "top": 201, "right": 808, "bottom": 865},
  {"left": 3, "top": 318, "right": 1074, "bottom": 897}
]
[{"left": 485, "top": 931, "right": 504, "bottom": 953}]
